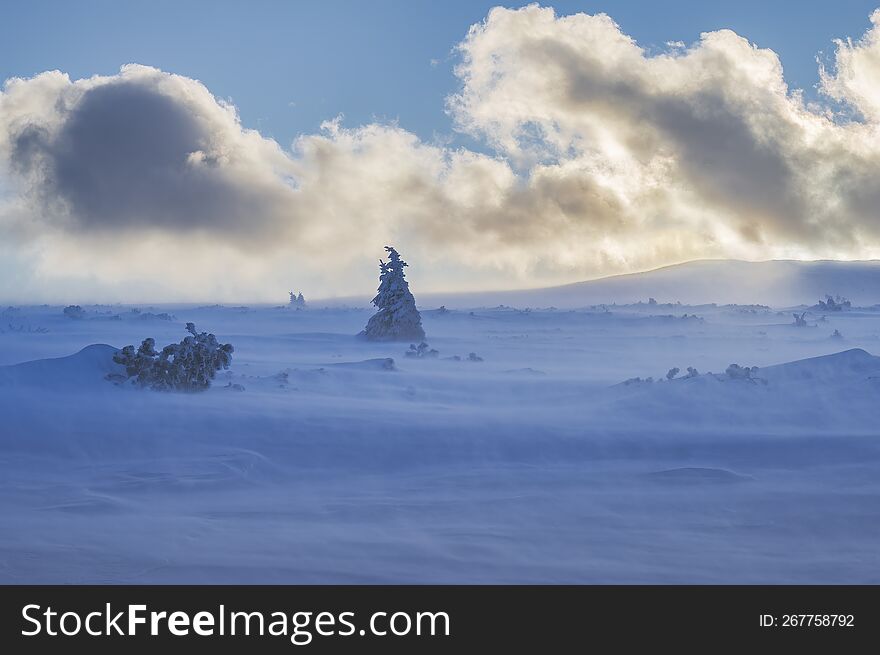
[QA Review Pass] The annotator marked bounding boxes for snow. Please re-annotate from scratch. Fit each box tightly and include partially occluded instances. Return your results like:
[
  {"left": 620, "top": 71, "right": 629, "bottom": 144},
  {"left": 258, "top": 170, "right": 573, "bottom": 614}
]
[
  {"left": 0, "top": 344, "right": 123, "bottom": 389},
  {"left": 1, "top": 292, "right": 880, "bottom": 583}
]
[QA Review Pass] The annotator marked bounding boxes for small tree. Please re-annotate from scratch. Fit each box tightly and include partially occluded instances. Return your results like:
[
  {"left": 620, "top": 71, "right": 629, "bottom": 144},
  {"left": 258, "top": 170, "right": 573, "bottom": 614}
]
[
  {"left": 360, "top": 246, "right": 426, "bottom": 341},
  {"left": 666, "top": 367, "right": 680, "bottom": 380},
  {"left": 792, "top": 312, "right": 808, "bottom": 327},
  {"left": 289, "top": 291, "right": 306, "bottom": 309}
]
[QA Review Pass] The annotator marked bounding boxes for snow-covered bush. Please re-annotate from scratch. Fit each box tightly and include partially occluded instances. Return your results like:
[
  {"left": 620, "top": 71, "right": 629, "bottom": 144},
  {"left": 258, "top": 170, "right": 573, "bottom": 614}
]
[
  {"left": 831, "top": 329, "right": 844, "bottom": 340},
  {"left": 467, "top": 352, "right": 484, "bottom": 362},
  {"left": 360, "top": 246, "right": 426, "bottom": 341},
  {"left": 725, "top": 364, "right": 759, "bottom": 381},
  {"left": 666, "top": 367, "right": 680, "bottom": 380},
  {"left": 684, "top": 366, "right": 699, "bottom": 379},
  {"left": 112, "top": 323, "right": 234, "bottom": 392},
  {"left": 405, "top": 342, "right": 439, "bottom": 359},
  {"left": 63, "top": 305, "right": 85, "bottom": 319},
  {"left": 815, "top": 295, "right": 851, "bottom": 312},
  {"left": 792, "top": 312, "right": 808, "bottom": 327}
]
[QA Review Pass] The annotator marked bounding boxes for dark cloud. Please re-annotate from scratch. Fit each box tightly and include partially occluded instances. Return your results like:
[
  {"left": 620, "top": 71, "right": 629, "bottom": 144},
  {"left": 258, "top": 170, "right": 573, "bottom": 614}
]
[{"left": 6, "top": 74, "right": 294, "bottom": 239}]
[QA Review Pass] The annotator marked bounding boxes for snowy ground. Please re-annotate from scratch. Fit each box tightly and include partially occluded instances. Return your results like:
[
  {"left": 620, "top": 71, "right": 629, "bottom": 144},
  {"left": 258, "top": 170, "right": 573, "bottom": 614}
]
[{"left": 1, "top": 299, "right": 880, "bottom": 583}]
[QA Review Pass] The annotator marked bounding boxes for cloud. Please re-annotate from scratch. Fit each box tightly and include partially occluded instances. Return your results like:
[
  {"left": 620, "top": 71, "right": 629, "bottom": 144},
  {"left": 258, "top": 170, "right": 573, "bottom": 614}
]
[
  {"left": 821, "top": 9, "right": 880, "bottom": 121},
  {"left": 448, "top": 7, "right": 880, "bottom": 256},
  {"left": 1, "top": 65, "right": 296, "bottom": 243},
  {"left": 3, "top": 7, "right": 880, "bottom": 302}
]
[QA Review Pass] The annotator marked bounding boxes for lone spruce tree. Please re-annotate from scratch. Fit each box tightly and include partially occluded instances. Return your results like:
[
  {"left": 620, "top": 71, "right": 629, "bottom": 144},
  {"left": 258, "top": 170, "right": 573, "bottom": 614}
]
[{"left": 361, "top": 246, "right": 426, "bottom": 341}]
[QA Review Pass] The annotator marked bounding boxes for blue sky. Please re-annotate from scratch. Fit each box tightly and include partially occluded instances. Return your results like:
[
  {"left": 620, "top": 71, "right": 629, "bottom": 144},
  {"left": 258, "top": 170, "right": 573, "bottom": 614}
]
[{"left": 3, "top": 0, "right": 879, "bottom": 146}]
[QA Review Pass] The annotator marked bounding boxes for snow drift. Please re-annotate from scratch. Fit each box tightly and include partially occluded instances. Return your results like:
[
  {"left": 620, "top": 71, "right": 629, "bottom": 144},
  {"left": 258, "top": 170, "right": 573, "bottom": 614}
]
[{"left": 0, "top": 344, "right": 123, "bottom": 390}]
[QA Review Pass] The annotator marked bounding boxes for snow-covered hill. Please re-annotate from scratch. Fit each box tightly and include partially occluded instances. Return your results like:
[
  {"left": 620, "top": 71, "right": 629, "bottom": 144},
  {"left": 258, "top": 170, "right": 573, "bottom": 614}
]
[
  {"left": 420, "top": 259, "right": 880, "bottom": 308},
  {"left": 0, "top": 343, "right": 123, "bottom": 389}
]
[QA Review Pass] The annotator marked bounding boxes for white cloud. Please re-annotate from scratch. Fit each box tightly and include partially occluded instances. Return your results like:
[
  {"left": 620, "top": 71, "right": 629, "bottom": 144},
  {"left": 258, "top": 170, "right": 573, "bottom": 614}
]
[
  {"left": 3, "top": 7, "right": 880, "bottom": 302},
  {"left": 821, "top": 9, "right": 880, "bottom": 120}
]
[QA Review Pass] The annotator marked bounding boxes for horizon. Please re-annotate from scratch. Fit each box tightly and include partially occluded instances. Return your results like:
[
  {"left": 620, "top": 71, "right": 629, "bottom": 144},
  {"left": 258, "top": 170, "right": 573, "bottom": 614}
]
[
  {"left": 6, "top": 256, "right": 880, "bottom": 306},
  {"left": 4, "top": 2, "right": 880, "bottom": 303}
]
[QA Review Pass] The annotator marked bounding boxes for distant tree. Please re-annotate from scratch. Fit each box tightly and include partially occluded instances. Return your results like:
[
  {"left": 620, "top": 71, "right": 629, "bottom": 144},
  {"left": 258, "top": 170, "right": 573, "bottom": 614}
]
[
  {"left": 289, "top": 291, "right": 306, "bottom": 309},
  {"left": 666, "top": 367, "right": 680, "bottom": 380},
  {"left": 792, "top": 312, "right": 808, "bottom": 327},
  {"left": 112, "top": 323, "right": 234, "bottom": 392},
  {"left": 815, "top": 295, "right": 851, "bottom": 312},
  {"left": 405, "top": 342, "right": 439, "bottom": 359},
  {"left": 684, "top": 366, "right": 699, "bottom": 378},
  {"left": 63, "top": 305, "right": 86, "bottom": 319},
  {"left": 725, "top": 364, "right": 759, "bottom": 381},
  {"left": 360, "top": 246, "right": 426, "bottom": 341}
]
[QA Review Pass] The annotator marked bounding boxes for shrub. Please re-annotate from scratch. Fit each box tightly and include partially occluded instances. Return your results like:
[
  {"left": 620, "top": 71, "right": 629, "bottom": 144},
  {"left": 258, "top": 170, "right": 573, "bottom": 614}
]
[
  {"left": 725, "top": 364, "right": 759, "bottom": 381},
  {"left": 815, "top": 295, "right": 851, "bottom": 312},
  {"left": 112, "top": 323, "right": 234, "bottom": 392},
  {"left": 63, "top": 305, "right": 86, "bottom": 319},
  {"left": 405, "top": 342, "right": 439, "bottom": 359}
]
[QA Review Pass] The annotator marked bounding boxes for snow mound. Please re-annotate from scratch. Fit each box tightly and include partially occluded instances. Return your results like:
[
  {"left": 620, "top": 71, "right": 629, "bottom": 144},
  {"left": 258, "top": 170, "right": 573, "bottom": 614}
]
[
  {"left": 761, "top": 348, "right": 880, "bottom": 383},
  {"left": 0, "top": 344, "right": 124, "bottom": 390},
  {"left": 603, "top": 348, "right": 880, "bottom": 435}
]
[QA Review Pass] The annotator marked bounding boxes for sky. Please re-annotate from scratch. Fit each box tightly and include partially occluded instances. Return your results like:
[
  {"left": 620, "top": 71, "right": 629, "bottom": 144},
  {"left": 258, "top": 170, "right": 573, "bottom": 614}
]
[{"left": 2, "top": 1, "right": 880, "bottom": 302}]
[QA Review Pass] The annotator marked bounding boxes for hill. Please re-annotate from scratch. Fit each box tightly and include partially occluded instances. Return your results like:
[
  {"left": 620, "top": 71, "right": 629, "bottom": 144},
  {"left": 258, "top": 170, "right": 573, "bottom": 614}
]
[{"left": 419, "top": 259, "right": 880, "bottom": 308}]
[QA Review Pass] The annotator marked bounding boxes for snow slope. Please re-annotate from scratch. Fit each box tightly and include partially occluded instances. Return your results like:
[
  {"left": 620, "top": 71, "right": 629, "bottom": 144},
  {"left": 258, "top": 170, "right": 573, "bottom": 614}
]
[
  {"left": 0, "top": 344, "right": 123, "bottom": 390},
  {"left": 1, "top": 299, "right": 880, "bottom": 583},
  {"left": 420, "top": 259, "right": 880, "bottom": 308}
]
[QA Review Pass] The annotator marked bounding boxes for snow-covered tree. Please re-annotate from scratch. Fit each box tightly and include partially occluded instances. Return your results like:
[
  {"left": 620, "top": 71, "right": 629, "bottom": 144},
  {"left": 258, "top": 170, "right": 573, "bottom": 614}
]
[
  {"left": 63, "top": 305, "right": 85, "bottom": 319},
  {"left": 289, "top": 291, "right": 306, "bottom": 309},
  {"left": 360, "top": 246, "right": 426, "bottom": 341},
  {"left": 725, "top": 364, "right": 759, "bottom": 381},
  {"left": 792, "top": 312, "right": 808, "bottom": 327},
  {"left": 112, "top": 323, "right": 234, "bottom": 392},
  {"left": 666, "top": 367, "right": 680, "bottom": 380}
]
